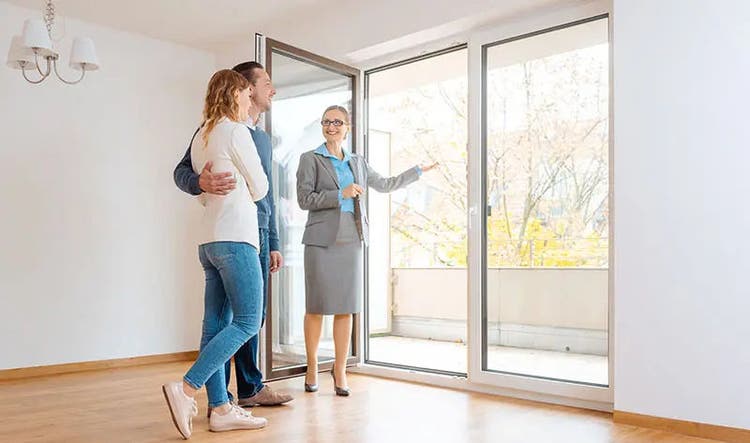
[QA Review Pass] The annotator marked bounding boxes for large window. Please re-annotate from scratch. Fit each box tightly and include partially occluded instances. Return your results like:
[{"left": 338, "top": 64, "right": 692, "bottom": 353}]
[
  {"left": 262, "top": 5, "right": 613, "bottom": 408},
  {"left": 482, "top": 16, "right": 610, "bottom": 385},
  {"left": 363, "top": 15, "right": 611, "bottom": 390}
]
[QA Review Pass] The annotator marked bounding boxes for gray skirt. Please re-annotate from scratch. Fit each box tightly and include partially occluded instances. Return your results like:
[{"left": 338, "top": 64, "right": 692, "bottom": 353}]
[{"left": 304, "top": 212, "right": 363, "bottom": 315}]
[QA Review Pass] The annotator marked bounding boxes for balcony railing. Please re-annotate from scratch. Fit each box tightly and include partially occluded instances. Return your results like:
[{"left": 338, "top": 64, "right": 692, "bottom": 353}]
[{"left": 373, "top": 267, "right": 608, "bottom": 356}]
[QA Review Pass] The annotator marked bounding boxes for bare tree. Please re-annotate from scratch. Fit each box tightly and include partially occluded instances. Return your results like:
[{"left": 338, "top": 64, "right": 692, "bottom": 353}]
[{"left": 372, "top": 44, "right": 609, "bottom": 268}]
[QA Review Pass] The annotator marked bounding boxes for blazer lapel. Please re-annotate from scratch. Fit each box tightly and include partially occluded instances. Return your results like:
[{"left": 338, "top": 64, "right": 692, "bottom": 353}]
[{"left": 315, "top": 152, "right": 340, "bottom": 188}]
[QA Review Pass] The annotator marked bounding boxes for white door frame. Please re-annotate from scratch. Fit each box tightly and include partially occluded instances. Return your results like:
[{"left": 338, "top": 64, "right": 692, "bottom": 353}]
[
  {"left": 355, "top": 0, "right": 614, "bottom": 412},
  {"left": 466, "top": 1, "right": 614, "bottom": 406}
]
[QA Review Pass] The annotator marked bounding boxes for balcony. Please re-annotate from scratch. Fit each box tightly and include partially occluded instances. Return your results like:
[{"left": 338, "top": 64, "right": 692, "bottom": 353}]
[{"left": 367, "top": 267, "right": 609, "bottom": 385}]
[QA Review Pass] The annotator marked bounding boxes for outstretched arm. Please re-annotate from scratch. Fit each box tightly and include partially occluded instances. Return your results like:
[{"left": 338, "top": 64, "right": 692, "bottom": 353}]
[{"left": 366, "top": 161, "right": 421, "bottom": 193}]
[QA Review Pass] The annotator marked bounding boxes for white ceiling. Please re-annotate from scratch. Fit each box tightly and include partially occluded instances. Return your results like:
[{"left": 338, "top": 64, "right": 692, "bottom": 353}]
[
  {"left": 3, "top": 0, "right": 321, "bottom": 49},
  {"left": 3, "top": 0, "right": 579, "bottom": 62}
]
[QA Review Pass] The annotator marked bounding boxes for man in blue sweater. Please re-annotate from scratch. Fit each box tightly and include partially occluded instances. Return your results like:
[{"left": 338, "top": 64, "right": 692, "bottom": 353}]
[{"left": 173, "top": 62, "right": 293, "bottom": 409}]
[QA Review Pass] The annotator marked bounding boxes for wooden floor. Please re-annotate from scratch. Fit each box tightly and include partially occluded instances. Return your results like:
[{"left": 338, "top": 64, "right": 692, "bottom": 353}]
[{"left": 0, "top": 361, "right": 722, "bottom": 443}]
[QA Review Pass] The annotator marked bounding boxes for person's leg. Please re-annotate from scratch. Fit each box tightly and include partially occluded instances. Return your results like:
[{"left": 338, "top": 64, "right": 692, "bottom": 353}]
[
  {"left": 163, "top": 244, "right": 233, "bottom": 439},
  {"left": 199, "top": 260, "right": 233, "bottom": 409},
  {"left": 222, "top": 353, "right": 233, "bottom": 402},
  {"left": 209, "top": 299, "right": 234, "bottom": 404},
  {"left": 234, "top": 228, "right": 270, "bottom": 399},
  {"left": 203, "top": 242, "right": 268, "bottom": 430},
  {"left": 220, "top": 285, "right": 234, "bottom": 402},
  {"left": 332, "top": 314, "right": 352, "bottom": 388},
  {"left": 183, "top": 242, "right": 263, "bottom": 397},
  {"left": 178, "top": 245, "right": 231, "bottom": 407},
  {"left": 304, "top": 313, "right": 324, "bottom": 385}
]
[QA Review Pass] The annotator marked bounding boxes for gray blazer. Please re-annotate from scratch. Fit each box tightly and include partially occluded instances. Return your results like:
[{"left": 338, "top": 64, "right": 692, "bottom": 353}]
[{"left": 296, "top": 149, "right": 420, "bottom": 247}]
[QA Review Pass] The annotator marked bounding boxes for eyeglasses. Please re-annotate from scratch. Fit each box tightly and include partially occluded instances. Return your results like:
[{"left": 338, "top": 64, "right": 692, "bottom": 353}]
[{"left": 321, "top": 119, "right": 346, "bottom": 127}]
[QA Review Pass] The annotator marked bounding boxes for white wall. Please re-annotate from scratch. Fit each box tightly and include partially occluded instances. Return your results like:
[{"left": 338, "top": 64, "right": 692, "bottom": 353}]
[
  {"left": 215, "top": 39, "right": 256, "bottom": 72},
  {"left": 613, "top": 0, "right": 750, "bottom": 430},
  {"left": 0, "top": 2, "right": 217, "bottom": 369}
]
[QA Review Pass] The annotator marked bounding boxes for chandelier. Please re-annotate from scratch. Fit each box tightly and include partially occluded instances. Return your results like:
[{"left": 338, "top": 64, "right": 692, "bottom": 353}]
[{"left": 6, "top": 0, "right": 99, "bottom": 85}]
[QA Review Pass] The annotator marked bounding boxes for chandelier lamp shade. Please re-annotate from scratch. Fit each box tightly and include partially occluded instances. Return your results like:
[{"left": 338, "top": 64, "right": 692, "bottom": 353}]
[{"left": 6, "top": 1, "right": 100, "bottom": 85}]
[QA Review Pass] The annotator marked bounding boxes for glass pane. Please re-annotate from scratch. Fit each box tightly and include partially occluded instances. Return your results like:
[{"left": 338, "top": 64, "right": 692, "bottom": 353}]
[
  {"left": 483, "top": 18, "right": 609, "bottom": 385},
  {"left": 269, "top": 50, "right": 353, "bottom": 370},
  {"left": 367, "top": 48, "right": 468, "bottom": 374}
]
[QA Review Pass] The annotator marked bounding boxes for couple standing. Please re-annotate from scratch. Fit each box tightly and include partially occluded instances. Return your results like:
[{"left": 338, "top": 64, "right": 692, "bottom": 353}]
[
  {"left": 161, "top": 62, "right": 435, "bottom": 439},
  {"left": 162, "top": 62, "right": 288, "bottom": 439}
]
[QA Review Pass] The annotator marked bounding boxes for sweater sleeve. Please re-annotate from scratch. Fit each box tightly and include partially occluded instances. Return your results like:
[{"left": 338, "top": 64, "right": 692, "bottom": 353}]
[
  {"left": 229, "top": 126, "right": 268, "bottom": 202},
  {"left": 173, "top": 127, "right": 202, "bottom": 196}
]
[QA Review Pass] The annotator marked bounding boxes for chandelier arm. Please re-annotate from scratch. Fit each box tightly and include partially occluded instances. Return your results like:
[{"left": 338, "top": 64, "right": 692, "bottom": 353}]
[
  {"left": 33, "top": 51, "right": 52, "bottom": 78},
  {"left": 21, "top": 65, "right": 47, "bottom": 84},
  {"left": 52, "top": 59, "right": 86, "bottom": 85}
]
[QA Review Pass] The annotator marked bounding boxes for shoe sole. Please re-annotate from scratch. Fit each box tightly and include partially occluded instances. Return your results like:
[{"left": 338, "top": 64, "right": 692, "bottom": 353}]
[
  {"left": 238, "top": 399, "right": 293, "bottom": 407},
  {"left": 209, "top": 421, "right": 267, "bottom": 432},
  {"left": 162, "top": 385, "right": 189, "bottom": 440},
  {"left": 236, "top": 400, "right": 258, "bottom": 408}
]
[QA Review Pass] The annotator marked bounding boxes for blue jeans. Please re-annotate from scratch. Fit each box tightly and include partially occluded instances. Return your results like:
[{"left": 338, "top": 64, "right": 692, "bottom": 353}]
[
  {"left": 222, "top": 228, "right": 270, "bottom": 399},
  {"left": 183, "top": 241, "right": 263, "bottom": 408}
]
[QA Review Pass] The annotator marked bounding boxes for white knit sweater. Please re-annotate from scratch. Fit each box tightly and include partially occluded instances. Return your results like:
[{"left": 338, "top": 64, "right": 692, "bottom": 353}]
[{"left": 190, "top": 118, "right": 268, "bottom": 249}]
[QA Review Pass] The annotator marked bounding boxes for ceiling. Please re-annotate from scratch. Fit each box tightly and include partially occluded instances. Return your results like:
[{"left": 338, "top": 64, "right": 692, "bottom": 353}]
[
  {"left": 2, "top": 0, "right": 579, "bottom": 62},
  {"left": 3, "top": 0, "right": 320, "bottom": 49}
]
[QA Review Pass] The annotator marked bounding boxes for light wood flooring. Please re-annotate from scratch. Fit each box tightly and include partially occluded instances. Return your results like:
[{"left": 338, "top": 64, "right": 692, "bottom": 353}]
[{"left": 0, "top": 361, "right": 723, "bottom": 443}]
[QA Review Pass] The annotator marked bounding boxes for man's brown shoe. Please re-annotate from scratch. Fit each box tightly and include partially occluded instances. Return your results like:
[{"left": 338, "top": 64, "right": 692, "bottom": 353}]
[{"left": 238, "top": 386, "right": 293, "bottom": 407}]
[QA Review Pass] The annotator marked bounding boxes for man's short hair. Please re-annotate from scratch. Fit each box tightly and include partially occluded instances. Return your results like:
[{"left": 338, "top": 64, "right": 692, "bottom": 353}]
[{"left": 232, "top": 61, "right": 265, "bottom": 85}]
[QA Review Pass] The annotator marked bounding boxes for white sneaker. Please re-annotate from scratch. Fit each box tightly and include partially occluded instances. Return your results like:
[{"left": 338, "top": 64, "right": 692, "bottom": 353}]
[
  {"left": 209, "top": 403, "right": 267, "bottom": 432},
  {"left": 162, "top": 381, "right": 198, "bottom": 439}
]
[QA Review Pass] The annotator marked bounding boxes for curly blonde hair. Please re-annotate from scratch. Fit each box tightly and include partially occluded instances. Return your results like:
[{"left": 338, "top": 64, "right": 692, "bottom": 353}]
[{"left": 201, "top": 69, "right": 250, "bottom": 145}]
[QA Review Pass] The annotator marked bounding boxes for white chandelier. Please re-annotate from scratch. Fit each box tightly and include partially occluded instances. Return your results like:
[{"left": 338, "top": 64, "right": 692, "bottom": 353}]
[{"left": 6, "top": 0, "right": 99, "bottom": 85}]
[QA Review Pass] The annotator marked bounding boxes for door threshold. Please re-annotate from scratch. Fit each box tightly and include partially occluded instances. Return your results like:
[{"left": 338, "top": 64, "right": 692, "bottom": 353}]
[{"left": 350, "top": 363, "right": 613, "bottom": 412}]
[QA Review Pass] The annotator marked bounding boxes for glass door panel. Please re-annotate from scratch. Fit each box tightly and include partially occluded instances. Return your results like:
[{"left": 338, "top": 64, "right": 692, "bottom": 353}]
[
  {"left": 365, "top": 47, "right": 468, "bottom": 375},
  {"left": 481, "top": 16, "right": 610, "bottom": 386},
  {"left": 261, "top": 38, "right": 360, "bottom": 379}
]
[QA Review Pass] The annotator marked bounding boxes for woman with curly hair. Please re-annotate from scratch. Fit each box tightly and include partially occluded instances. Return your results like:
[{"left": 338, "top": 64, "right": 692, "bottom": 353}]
[{"left": 162, "top": 69, "right": 269, "bottom": 438}]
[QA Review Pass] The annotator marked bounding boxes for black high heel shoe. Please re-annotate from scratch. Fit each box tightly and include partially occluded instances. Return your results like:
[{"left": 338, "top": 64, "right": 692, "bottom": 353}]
[
  {"left": 330, "top": 369, "right": 350, "bottom": 397},
  {"left": 304, "top": 373, "right": 318, "bottom": 392}
]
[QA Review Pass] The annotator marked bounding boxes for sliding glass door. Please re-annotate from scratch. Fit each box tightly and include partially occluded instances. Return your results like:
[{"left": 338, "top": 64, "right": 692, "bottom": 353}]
[
  {"left": 261, "top": 2, "right": 612, "bottom": 407},
  {"left": 364, "top": 47, "right": 468, "bottom": 375},
  {"left": 481, "top": 17, "right": 610, "bottom": 386},
  {"left": 467, "top": 10, "right": 612, "bottom": 404}
]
